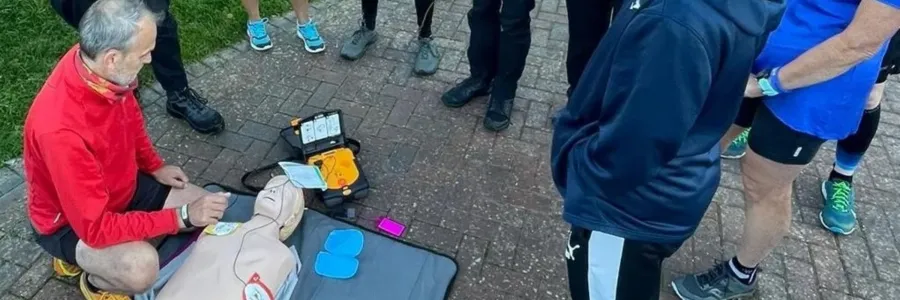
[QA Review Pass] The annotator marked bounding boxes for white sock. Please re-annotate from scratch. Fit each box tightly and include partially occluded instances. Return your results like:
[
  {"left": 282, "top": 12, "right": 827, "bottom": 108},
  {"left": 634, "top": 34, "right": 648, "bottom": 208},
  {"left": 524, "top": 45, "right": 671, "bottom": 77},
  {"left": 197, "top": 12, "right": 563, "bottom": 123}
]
[{"left": 729, "top": 259, "right": 750, "bottom": 279}]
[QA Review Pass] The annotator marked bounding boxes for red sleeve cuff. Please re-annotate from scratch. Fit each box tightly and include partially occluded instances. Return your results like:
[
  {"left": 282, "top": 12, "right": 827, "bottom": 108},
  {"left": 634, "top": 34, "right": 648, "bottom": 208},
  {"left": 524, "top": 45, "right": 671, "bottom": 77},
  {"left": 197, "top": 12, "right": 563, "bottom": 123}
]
[{"left": 162, "top": 208, "right": 182, "bottom": 234}]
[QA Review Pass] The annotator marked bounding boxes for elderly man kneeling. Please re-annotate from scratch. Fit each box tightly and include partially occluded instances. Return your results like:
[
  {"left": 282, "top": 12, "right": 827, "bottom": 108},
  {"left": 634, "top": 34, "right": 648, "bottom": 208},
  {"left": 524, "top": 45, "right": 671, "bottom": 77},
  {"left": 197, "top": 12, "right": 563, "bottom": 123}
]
[{"left": 24, "top": 0, "right": 229, "bottom": 298}]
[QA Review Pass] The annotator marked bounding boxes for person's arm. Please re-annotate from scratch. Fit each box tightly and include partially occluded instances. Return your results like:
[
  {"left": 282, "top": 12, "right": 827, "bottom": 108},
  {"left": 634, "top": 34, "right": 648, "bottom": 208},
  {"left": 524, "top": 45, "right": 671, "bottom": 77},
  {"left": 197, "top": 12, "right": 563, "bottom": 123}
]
[
  {"left": 38, "top": 130, "right": 180, "bottom": 248},
  {"left": 775, "top": 0, "right": 900, "bottom": 91},
  {"left": 565, "top": 14, "right": 712, "bottom": 199},
  {"left": 127, "top": 94, "right": 164, "bottom": 174}
]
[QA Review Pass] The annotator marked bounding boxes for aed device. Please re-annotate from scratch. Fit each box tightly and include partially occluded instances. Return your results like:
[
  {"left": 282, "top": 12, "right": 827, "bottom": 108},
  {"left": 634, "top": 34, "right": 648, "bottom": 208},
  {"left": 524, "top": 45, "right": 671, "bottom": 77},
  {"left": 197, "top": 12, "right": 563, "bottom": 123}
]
[{"left": 286, "top": 110, "right": 370, "bottom": 208}]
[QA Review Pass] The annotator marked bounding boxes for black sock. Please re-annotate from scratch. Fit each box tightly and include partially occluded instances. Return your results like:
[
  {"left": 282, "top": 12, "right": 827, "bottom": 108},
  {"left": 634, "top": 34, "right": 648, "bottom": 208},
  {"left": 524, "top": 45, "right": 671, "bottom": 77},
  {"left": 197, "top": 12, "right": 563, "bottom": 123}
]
[
  {"left": 414, "top": 0, "right": 434, "bottom": 38},
  {"left": 828, "top": 166, "right": 853, "bottom": 183},
  {"left": 361, "top": 0, "right": 378, "bottom": 30},
  {"left": 728, "top": 257, "right": 758, "bottom": 285}
]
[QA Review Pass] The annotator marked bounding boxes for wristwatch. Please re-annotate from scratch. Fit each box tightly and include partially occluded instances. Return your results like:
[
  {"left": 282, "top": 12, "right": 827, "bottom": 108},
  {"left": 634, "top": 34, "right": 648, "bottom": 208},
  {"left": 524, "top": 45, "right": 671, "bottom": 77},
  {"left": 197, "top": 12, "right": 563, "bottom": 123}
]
[
  {"left": 756, "top": 68, "right": 786, "bottom": 97},
  {"left": 179, "top": 204, "right": 194, "bottom": 228}
]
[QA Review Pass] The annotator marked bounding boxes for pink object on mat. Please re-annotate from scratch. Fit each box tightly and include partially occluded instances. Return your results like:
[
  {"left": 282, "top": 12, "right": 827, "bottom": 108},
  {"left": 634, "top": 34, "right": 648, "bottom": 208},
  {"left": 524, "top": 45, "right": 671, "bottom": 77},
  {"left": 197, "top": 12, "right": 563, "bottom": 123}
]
[{"left": 377, "top": 217, "right": 406, "bottom": 237}]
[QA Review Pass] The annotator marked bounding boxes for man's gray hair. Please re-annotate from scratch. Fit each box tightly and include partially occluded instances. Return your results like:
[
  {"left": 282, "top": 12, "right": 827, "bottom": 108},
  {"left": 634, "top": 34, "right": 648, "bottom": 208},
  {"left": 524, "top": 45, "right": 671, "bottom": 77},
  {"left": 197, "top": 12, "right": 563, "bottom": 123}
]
[{"left": 78, "top": 0, "right": 163, "bottom": 60}]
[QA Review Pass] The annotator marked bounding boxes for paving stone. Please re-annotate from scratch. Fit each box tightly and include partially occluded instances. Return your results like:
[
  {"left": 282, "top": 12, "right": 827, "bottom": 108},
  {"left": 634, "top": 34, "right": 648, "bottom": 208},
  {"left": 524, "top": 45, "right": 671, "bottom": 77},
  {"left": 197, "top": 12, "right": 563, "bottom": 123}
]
[
  {"left": 31, "top": 279, "right": 81, "bottom": 300},
  {"left": 0, "top": 294, "right": 25, "bottom": 300},
  {"left": 785, "top": 257, "right": 822, "bottom": 300},
  {"left": 0, "top": 237, "right": 42, "bottom": 267},
  {"left": 6, "top": 0, "right": 900, "bottom": 297},
  {"left": 0, "top": 263, "right": 25, "bottom": 294},
  {"left": 9, "top": 255, "right": 53, "bottom": 298},
  {"left": 811, "top": 244, "right": 849, "bottom": 292},
  {"left": 406, "top": 221, "right": 463, "bottom": 254},
  {"left": 479, "top": 264, "right": 540, "bottom": 299},
  {"left": 0, "top": 168, "right": 22, "bottom": 196}
]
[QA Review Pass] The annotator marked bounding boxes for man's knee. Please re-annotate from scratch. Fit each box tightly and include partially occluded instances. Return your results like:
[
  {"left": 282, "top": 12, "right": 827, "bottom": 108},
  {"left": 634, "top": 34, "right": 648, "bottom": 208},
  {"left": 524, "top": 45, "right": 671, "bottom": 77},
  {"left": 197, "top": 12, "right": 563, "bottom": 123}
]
[
  {"left": 76, "top": 241, "right": 159, "bottom": 293},
  {"left": 740, "top": 149, "right": 800, "bottom": 204}
]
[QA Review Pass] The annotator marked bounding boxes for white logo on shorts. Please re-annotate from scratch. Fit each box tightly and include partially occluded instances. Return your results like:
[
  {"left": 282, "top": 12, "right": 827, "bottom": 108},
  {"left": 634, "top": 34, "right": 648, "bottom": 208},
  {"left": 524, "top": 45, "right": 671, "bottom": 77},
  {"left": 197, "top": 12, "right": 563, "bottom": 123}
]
[
  {"left": 793, "top": 147, "right": 803, "bottom": 158},
  {"left": 565, "top": 241, "right": 580, "bottom": 261},
  {"left": 630, "top": 0, "right": 641, "bottom": 10}
]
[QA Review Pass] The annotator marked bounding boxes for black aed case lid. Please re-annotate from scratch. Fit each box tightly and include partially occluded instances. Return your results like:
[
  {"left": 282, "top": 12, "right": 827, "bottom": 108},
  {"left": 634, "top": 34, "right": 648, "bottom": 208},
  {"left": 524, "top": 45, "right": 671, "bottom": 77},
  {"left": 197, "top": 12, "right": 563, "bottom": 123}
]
[{"left": 291, "top": 109, "right": 347, "bottom": 156}]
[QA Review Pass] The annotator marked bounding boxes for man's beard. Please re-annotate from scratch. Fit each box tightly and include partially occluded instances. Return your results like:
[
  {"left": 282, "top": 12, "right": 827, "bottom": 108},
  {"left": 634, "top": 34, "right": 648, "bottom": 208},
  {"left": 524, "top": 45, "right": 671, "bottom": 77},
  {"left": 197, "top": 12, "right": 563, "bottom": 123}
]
[{"left": 109, "top": 65, "right": 138, "bottom": 86}]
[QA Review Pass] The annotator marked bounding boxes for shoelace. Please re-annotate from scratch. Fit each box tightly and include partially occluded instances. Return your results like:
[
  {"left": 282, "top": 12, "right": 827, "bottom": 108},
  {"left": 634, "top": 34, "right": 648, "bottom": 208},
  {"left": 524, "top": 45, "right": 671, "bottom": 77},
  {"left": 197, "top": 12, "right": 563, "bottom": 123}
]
[
  {"left": 731, "top": 129, "right": 750, "bottom": 147},
  {"left": 97, "top": 292, "right": 130, "bottom": 300},
  {"left": 248, "top": 18, "right": 269, "bottom": 39},
  {"left": 299, "top": 21, "right": 320, "bottom": 40},
  {"left": 350, "top": 28, "right": 368, "bottom": 45},
  {"left": 696, "top": 261, "right": 729, "bottom": 287},
  {"left": 178, "top": 88, "right": 209, "bottom": 112},
  {"left": 829, "top": 180, "right": 853, "bottom": 212},
  {"left": 419, "top": 39, "right": 436, "bottom": 59}
]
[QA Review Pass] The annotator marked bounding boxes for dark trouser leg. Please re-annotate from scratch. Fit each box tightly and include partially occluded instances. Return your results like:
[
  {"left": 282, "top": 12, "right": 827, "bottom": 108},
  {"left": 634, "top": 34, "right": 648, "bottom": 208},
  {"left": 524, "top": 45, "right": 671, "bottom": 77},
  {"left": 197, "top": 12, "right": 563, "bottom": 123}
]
[
  {"left": 146, "top": 0, "right": 189, "bottom": 93},
  {"left": 566, "top": 226, "right": 680, "bottom": 299},
  {"left": 362, "top": 0, "right": 378, "bottom": 30},
  {"left": 49, "top": 0, "right": 92, "bottom": 27},
  {"left": 491, "top": 0, "right": 534, "bottom": 99},
  {"left": 565, "top": 0, "right": 619, "bottom": 96},
  {"left": 415, "top": 0, "right": 435, "bottom": 38},
  {"left": 467, "top": 0, "right": 502, "bottom": 80}
]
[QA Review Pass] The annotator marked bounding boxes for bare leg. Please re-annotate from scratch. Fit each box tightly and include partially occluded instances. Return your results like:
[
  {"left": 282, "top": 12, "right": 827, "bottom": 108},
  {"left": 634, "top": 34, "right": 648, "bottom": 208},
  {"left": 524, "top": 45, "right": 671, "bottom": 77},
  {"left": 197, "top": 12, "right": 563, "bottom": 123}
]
[
  {"left": 75, "top": 241, "right": 159, "bottom": 294},
  {"left": 719, "top": 125, "right": 748, "bottom": 154},
  {"left": 163, "top": 183, "right": 211, "bottom": 208},
  {"left": 241, "top": 0, "right": 262, "bottom": 21},
  {"left": 734, "top": 147, "right": 804, "bottom": 267},
  {"left": 73, "top": 183, "right": 212, "bottom": 294},
  {"left": 291, "top": 0, "right": 310, "bottom": 23},
  {"left": 868, "top": 82, "right": 885, "bottom": 110}
]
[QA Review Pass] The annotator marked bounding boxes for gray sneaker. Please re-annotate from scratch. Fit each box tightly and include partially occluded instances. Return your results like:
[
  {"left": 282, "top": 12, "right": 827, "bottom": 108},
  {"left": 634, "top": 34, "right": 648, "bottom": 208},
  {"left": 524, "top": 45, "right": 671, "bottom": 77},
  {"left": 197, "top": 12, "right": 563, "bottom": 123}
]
[
  {"left": 671, "top": 261, "right": 756, "bottom": 300},
  {"left": 413, "top": 37, "right": 440, "bottom": 76},
  {"left": 340, "top": 23, "right": 377, "bottom": 61}
]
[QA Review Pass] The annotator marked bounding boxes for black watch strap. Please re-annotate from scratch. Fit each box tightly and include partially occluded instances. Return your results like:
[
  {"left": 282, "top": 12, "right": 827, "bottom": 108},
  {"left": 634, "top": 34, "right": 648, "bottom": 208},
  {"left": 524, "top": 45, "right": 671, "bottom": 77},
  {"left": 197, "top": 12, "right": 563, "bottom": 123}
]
[{"left": 180, "top": 204, "right": 194, "bottom": 228}]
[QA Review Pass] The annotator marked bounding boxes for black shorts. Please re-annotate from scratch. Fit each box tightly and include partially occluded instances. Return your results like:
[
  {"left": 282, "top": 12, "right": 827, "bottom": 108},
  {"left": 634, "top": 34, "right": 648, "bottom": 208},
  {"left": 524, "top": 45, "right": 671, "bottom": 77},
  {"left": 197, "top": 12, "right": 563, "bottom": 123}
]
[
  {"left": 566, "top": 226, "right": 682, "bottom": 300},
  {"left": 733, "top": 98, "right": 826, "bottom": 165},
  {"left": 33, "top": 173, "right": 171, "bottom": 266},
  {"left": 877, "top": 31, "right": 900, "bottom": 84}
]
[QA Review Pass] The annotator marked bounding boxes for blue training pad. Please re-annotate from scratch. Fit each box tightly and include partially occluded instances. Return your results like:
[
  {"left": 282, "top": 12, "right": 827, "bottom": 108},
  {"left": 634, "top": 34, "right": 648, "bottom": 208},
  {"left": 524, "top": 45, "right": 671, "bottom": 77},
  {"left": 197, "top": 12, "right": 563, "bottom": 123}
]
[
  {"left": 315, "top": 251, "right": 360, "bottom": 279},
  {"left": 324, "top": 229, "right": 364, "bottom": 257}
]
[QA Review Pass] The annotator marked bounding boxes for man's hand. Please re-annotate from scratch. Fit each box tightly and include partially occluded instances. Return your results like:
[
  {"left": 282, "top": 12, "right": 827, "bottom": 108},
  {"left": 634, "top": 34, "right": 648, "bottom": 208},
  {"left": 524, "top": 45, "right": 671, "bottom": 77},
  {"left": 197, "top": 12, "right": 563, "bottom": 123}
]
[
  {"left": 152, "top": 165, "right": 188, "bottom": 189},
  {"left": 744, "top": 76, "right": 763, "bottom": 98},
  {"left": 186, "top": 192, "right": 230, "bottom": 228}
]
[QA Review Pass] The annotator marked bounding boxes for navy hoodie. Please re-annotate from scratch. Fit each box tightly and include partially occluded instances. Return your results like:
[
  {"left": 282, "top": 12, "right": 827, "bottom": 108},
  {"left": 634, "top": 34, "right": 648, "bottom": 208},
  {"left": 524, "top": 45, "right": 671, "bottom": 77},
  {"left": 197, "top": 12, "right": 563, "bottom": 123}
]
[{"left": 550, "top": 0, "right": 785, "bottom": 244}]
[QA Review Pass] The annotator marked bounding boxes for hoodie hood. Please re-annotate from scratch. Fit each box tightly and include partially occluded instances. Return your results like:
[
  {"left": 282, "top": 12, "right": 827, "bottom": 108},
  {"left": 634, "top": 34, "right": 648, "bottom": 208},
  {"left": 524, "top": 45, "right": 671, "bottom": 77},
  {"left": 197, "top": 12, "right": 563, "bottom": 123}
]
[{"left": 704, "top": 0, "right": 786, "bottom": 36}]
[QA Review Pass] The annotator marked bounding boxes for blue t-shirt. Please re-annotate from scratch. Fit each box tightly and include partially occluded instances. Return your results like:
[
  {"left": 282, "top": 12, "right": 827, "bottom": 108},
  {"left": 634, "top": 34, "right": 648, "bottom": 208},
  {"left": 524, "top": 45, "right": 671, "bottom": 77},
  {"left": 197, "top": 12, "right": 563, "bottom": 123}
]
[{"left": 756, "top": 0, "right": 900, "bottom": 140}]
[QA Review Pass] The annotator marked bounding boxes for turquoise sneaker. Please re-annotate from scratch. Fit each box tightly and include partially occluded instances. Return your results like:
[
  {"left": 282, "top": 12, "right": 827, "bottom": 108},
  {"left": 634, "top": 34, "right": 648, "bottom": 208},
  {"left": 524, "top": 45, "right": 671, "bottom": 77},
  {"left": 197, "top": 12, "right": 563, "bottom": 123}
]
[
  {"left": 721, "top": 128, "right": 750, "bottom": 159},
  {"left": 820, "top": 179, "right": 857, "bottom": 235},
  {"left": 298, "top": 19, "right": 325, "bottom": 53},
  {"left": 247, "top": 18, "right": 273, "bottom": 51}
]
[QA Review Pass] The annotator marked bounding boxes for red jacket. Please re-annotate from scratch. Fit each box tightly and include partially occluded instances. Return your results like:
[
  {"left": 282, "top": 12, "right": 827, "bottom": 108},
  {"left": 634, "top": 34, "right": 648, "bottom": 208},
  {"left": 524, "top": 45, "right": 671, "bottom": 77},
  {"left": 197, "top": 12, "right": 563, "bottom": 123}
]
[{"left": 23, "top": 45, "right": 180, "bottom": 248}]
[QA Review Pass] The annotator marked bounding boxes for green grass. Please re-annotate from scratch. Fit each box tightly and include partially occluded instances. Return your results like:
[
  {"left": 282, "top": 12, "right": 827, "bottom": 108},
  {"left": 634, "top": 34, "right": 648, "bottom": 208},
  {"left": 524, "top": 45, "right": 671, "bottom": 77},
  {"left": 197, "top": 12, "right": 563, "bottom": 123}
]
[{"left": 0, "top": 0, "right": 291, "bottom": 162}]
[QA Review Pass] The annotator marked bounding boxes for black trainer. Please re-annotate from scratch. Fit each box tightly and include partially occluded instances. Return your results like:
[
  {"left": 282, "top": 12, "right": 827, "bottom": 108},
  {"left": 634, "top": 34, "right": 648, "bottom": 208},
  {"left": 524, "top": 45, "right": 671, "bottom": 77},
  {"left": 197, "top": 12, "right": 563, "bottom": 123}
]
[
  {"left": 484, "top": 96, "right": 513, "bottom": 131},
  {"left": 441, "top": 76, "right": 491, "bottom": 108},
  {"left": 166, "top": 87, "right": 225, "bottom": 134}
]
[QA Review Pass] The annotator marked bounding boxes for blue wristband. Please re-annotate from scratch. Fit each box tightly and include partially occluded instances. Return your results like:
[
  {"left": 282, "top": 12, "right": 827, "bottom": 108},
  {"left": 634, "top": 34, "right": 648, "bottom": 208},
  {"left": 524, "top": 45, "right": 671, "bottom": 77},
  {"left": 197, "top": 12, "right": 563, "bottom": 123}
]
[{"left": 769, "top": 67, "right": 787, "bottom": 94}]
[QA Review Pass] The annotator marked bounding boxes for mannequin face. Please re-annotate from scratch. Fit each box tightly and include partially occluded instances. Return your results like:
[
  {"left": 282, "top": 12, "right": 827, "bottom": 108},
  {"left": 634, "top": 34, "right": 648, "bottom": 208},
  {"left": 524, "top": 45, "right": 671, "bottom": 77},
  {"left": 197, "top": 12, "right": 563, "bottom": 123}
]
[{"left": 255, "top": 175, "right": 305, "bottom": 240}]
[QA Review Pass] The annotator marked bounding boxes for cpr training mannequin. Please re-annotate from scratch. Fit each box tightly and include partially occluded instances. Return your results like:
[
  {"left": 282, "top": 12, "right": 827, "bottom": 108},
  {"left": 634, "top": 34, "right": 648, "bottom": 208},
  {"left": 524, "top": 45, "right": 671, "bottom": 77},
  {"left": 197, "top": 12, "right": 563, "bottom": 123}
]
[{"left": 157, "top": 175, "right": 305, "bottom": 300}]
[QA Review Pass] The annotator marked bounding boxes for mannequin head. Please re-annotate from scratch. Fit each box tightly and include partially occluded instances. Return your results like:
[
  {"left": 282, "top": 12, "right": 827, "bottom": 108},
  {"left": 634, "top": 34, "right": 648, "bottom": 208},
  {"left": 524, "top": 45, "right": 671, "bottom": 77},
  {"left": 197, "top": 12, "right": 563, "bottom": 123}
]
[{"left": 255, "top": 175, "right": 306, "bottom": 240}]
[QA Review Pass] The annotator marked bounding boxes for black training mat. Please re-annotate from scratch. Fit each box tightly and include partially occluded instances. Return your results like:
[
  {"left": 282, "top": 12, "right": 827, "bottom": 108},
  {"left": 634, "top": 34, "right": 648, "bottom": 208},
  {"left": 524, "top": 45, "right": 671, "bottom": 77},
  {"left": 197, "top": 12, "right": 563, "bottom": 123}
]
[{"left": 150, "top": 184, "right": 458, "bottom": 300}]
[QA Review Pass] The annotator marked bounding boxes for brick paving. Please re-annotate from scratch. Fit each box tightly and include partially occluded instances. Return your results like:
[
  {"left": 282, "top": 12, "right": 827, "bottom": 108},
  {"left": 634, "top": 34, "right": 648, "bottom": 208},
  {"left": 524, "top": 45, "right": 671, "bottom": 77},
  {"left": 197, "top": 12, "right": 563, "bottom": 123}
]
[{"left": 2, "top": 0, "right": 900, "bottom": 298}]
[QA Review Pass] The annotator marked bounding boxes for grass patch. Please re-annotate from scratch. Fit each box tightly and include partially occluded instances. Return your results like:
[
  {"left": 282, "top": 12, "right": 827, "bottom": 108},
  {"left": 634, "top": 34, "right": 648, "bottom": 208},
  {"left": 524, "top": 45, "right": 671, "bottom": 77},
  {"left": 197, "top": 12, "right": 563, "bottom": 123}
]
[{"left": 0, "top": 0, "right": 291, "bottom": 162}]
